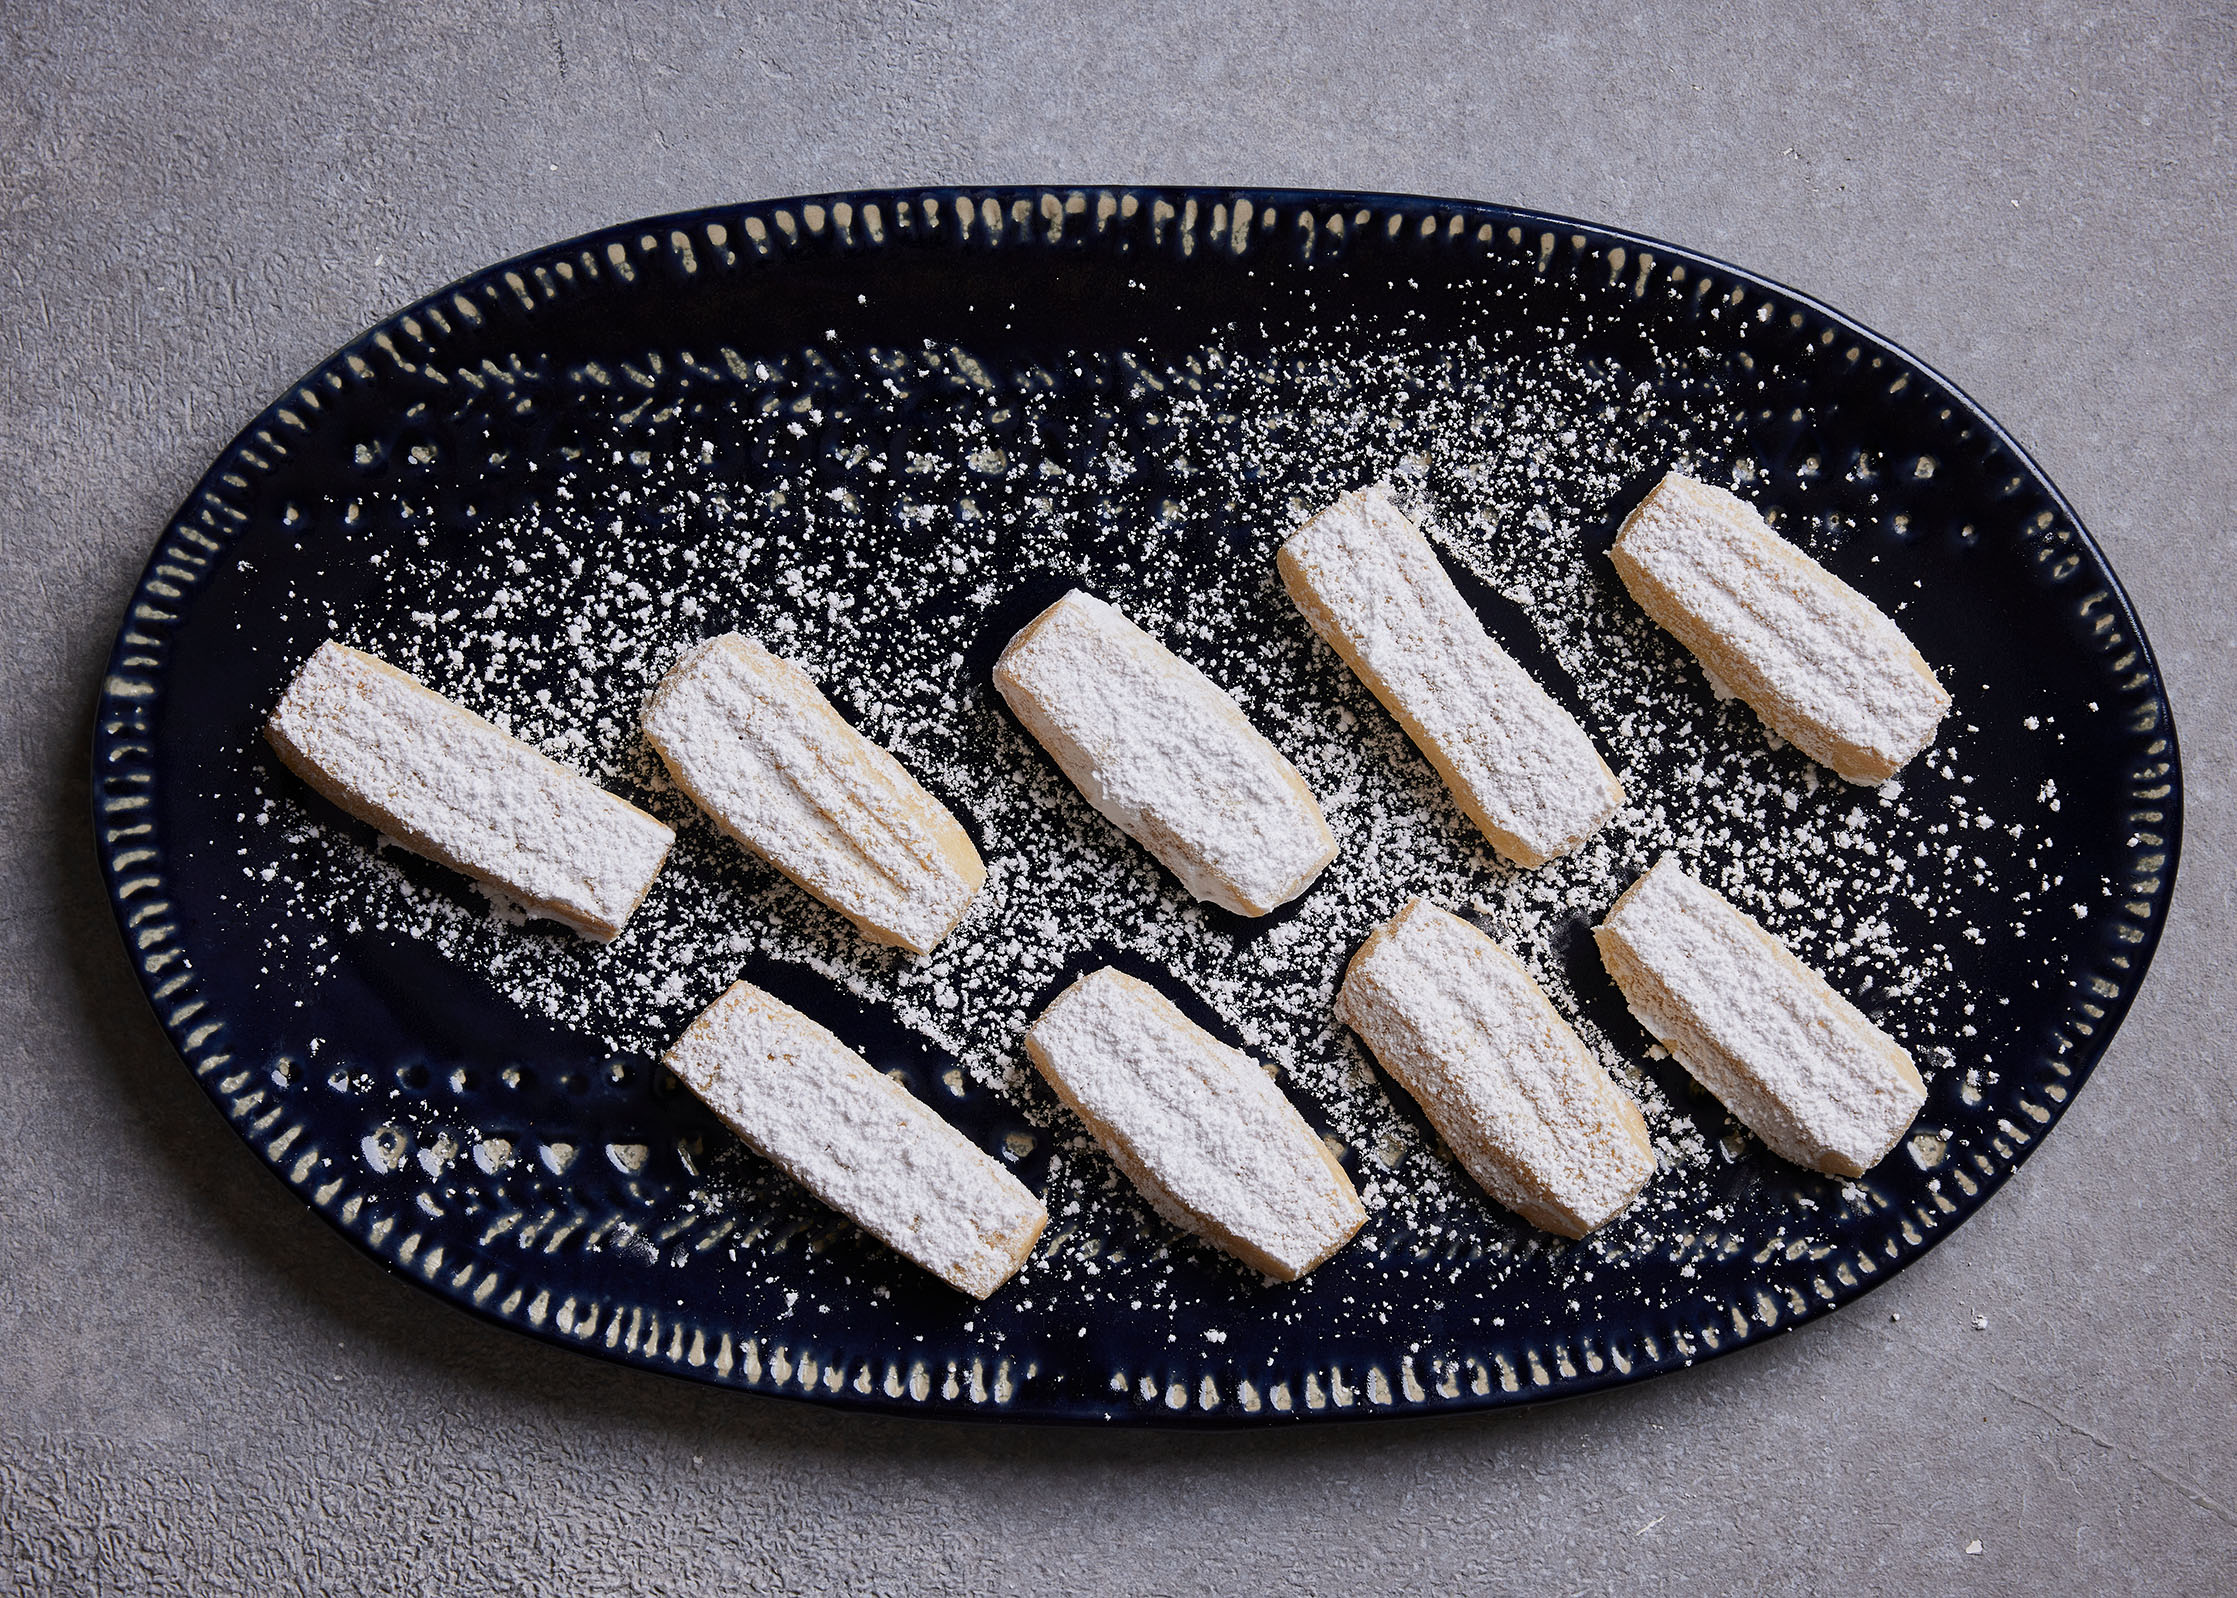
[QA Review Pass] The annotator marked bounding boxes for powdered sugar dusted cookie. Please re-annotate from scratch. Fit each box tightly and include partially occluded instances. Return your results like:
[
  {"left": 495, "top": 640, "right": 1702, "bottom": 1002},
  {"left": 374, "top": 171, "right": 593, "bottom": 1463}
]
[
  {"left": 265, "top": 639, "right": 672, "bottom": 941},
  {"left": 1612, "top": 471, "right": 1949, "bottom": 784},
  {"left": 1595, "top": 856, "right": 1926, "bottom": 1177},
  {"left": 643, "top": 633, "right": 985, "bottom": 955},
  {"left": 994, "top": 590, "right": 1336, "bottom": 916},
  {"left": 1336, "top": 898, "right": 1654, "bottom": 1237},
  {"left": 1025, "top": 967, "right": 1364, "bottom": 1280},
  {"left": 666, "top": 980, "right": 1047, "bottom": 1298},
  {"left": 1280, "top": 485, "right": 1622, "bottom": 867}
]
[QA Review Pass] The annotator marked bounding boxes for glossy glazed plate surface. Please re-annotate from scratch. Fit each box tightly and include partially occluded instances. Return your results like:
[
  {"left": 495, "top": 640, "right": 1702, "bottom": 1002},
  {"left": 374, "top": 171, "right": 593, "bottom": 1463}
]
[{"left": 96, "top": 188, "right": 2179, "bottom": 1424}]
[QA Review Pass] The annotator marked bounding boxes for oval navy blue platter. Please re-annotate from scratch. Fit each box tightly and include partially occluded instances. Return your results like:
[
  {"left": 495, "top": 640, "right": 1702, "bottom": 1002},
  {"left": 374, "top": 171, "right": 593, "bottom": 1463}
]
[{"left": 94, "top": 188, "right": 2180, "bottom": 1425}]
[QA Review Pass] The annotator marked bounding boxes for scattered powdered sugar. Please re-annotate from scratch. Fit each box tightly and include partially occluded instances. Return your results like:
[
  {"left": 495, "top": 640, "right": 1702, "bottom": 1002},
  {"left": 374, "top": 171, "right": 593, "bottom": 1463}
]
[{"left": 228, "top": 305, "right": 2064, "bottom": 1337}]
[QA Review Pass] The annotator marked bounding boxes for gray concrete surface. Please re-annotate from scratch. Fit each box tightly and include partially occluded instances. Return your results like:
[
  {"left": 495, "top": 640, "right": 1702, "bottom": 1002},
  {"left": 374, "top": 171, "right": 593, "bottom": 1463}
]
[{"left": 3, "top": 2, "right": 2232, "bottom": 1592}]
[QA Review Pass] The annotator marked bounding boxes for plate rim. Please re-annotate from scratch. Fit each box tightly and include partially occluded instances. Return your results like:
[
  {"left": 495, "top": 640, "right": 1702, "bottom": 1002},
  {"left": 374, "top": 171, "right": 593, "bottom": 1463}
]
[{"left": 92, "top": 184, "right": 2185, "bottom": 1426}]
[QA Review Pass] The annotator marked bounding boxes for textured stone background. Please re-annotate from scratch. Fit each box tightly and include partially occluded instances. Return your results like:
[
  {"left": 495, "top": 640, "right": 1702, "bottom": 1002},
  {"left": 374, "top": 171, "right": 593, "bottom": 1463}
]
[{"left": 4, "top": 2, "right": 2232, "bottom": 1592}]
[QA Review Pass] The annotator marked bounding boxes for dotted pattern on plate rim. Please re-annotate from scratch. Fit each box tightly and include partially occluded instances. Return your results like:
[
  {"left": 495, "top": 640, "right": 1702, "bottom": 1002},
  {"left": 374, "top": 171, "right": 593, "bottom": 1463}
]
[{"left": 96, "top": 190, "right": 2177, "bottom": 1420}]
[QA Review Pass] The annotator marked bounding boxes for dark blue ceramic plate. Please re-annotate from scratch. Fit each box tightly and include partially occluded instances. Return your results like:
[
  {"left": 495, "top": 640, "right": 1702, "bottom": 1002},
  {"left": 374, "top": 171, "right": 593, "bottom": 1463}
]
[{"left": 95, "top": 189, "right": 2179, "bottom": 1425}]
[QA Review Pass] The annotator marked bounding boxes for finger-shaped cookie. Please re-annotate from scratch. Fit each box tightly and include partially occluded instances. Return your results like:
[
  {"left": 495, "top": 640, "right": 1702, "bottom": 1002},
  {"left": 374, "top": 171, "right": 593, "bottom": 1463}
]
[
  {"left": 666, "top": 980, "right": 1048, "bottom": 1298},
  {"left": 265, "top": 640, "right": 672, "bottom": 940},
  {"left": 1025, "top": 967, "right": 1364, "bottom": 1281},
  {"left": 994, "top": 590, "right": 1335, "bottom": 916},
  {"left": 1595, "top": 856, "right": 1925, "bottom": 1177},
  {"left": 1336, "top": 898, "right": 1654, "bottom": 1237},
  {"left": 1280, "top": 486, "right": 1622, "bottom": 866},
  {"left": 643, "top": 634, "right": 985, "bottom": 955},
  {"left": 1612, "top": 471, "right": 1949, "bottom": 784}
]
